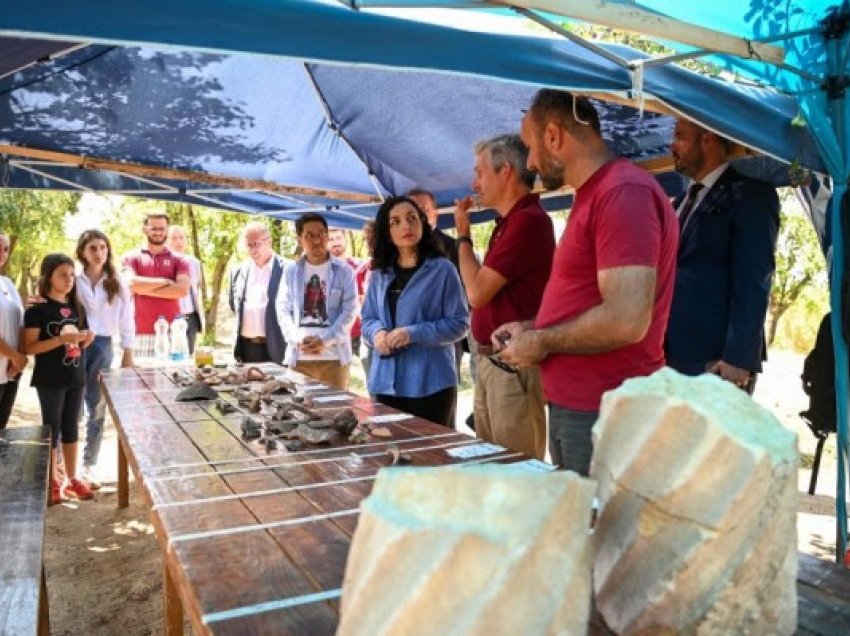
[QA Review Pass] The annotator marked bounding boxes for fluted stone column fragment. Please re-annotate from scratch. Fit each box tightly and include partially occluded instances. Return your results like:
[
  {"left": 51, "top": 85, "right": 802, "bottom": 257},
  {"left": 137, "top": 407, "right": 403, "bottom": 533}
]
[
  {"left": 338, "top": 465, "right": 596, "bottom": 636},
  {"left": 592, "top": 368, "right": 798, "bottom": 635}
]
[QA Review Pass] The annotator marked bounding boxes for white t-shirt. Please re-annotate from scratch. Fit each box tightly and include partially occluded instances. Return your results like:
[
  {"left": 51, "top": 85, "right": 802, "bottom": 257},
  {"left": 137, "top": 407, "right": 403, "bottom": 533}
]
[
  {"left": 0, "top": 276, "right": 23, "bottom": 384},
  {"left": 298, "top": 260, "right": 337, "bottom": 360}
]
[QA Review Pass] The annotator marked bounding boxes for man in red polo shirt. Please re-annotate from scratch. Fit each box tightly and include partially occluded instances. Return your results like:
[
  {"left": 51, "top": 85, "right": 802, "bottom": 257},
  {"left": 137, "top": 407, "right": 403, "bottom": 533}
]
[
  {"left": 495, "top": 90, "right": 678, "bottom": 476},
  {"left": 453, "top": 134, "right": 555, "bottom": 459},
  {"left": 122, "top": 212, "right": 191, "bottom": 358}
]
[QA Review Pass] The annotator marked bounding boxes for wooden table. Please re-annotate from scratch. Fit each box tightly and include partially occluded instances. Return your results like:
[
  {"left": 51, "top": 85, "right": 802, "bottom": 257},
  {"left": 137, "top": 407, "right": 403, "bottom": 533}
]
[
  {"left": 102, "top": 364, "right": 850, "bottom": 635},
  {"left": 0, "top": 426, "right": 51, "bottom": 636}
]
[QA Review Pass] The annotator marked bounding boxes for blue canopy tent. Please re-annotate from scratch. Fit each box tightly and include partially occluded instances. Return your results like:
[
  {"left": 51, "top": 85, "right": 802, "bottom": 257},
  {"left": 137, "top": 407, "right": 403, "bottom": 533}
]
[{"left": 0, "top": 1, "right": 845, "bottom": 556}]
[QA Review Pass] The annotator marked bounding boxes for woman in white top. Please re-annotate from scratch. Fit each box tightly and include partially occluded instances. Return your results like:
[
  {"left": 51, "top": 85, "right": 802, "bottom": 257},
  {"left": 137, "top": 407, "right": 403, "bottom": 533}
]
[
  {"left": 0, "top": 233, "right": 27, "bottom": 428},
  {"left": 75, "top": 230, "right": 135, "bottom": 486}
]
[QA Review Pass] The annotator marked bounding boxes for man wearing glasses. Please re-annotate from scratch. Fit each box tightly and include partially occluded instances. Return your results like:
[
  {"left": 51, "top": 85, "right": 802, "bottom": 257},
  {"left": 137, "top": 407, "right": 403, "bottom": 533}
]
[
  {"left": 122, "top": 212, "right": 191, "bottom": 358},
  {"left": 453, "top": 134, "right": 555, "bottom": 460},
  {"left": 276, "top": 212, "right": 358, "bottom": 390},
  {"left": 228, "top": 221, "right": 287, "bottom": 364}
]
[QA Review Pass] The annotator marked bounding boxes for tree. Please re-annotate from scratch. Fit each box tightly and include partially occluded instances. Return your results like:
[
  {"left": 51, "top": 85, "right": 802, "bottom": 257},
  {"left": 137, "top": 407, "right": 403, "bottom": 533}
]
[
  {"left": 767, "top": 194, "right": 826, "bottom": 345},
  {"left": 0, "top": 190, "right": 80, "bottom": 296}
]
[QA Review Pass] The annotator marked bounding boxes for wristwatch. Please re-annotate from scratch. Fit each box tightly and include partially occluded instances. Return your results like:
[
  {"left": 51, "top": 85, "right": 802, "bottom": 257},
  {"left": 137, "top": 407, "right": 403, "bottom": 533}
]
[{"left": 457, "top": 235, "right": 473, "bottom": 247}]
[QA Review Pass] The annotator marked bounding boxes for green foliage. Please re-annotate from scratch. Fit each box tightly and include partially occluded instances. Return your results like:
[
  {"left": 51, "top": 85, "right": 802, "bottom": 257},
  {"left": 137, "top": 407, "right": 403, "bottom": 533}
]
[
  {"left": 768, "top": 191, "right": 828, "bottom": 350},
  {"left": 0, "top": 190, "right": 81, "bottom": 294}
]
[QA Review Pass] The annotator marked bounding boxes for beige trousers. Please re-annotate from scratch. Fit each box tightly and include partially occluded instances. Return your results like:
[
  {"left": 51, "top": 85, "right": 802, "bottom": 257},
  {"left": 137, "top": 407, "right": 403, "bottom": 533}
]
[
  {"left": 473, "top": 354, "right": 546, "bottom": 460},
  {"left": 294, "top": 360, "right": 350, "bottom": 391}
]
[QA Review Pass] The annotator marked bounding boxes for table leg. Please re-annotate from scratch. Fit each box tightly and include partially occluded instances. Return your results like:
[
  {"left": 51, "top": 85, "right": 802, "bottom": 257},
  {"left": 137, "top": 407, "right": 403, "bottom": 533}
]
[
  {"left": 38, "top": 563, "right": 49, "bottom": 636},
  {"left": 118, "top": 437, "right": 129, "bottom": 509},
  {"left": 164, "top": 562, "right": 183, "bottom": 636}
]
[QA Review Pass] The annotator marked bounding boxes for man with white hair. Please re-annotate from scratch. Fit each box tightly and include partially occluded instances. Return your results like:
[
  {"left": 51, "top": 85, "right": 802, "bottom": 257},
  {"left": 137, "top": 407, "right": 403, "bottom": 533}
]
[
  {"left": 167, "top": 224, "right": 204, "bottom": 353},
  {"left": 228, "top": 221, "right": 287, "bottom": 363}
]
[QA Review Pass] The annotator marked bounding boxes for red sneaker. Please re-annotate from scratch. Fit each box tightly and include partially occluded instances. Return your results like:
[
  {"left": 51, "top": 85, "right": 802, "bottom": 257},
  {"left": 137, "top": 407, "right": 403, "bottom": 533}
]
[
  {"left": 51, "top": 479, "right": 68, "bottom": 505},
  {"left": 64, "top": 478, "right": 94, "bottom": 500}
]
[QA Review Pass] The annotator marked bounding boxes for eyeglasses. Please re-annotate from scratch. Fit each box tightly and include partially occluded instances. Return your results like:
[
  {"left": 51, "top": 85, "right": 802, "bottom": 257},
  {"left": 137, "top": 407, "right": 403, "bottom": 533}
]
[
  {"left": 487, "top": 354, "right": 518, "bottom": 374},
  {"left": 303, "top": 231, "right": 328, "bottom": 241}
]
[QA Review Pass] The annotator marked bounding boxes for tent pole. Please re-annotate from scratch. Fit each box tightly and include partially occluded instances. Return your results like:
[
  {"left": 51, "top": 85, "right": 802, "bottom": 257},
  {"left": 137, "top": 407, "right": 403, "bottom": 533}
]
[{"left": 826, "top": 28, "right": 850, "bottom": 563}]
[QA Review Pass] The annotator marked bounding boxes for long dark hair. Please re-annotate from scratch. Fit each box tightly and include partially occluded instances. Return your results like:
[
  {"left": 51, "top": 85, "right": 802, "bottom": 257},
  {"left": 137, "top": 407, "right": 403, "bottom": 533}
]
[
  {"left": 371, "top": 196, "right": 445, "bottom": 272},
  {"left": 37, "top": 253, "right": 87, "bottom": 325},
  {"left": 76, "top": 229, "right": 120, "bottom": 303}
]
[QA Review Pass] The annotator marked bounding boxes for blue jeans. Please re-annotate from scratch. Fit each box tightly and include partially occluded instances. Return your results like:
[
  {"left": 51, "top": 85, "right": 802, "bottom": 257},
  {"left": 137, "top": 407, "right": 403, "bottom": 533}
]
[
  {"left": 82, "top": 335, "right": 114, "bottom": 467},
  {"left": 548, "top": 404, "right": 598, "bottom": 476}
]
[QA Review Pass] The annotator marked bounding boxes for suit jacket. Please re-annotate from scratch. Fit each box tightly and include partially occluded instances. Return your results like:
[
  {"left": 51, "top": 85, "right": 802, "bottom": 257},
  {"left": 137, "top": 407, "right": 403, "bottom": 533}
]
[
  {"left": 228, "top": 255, "right": 286, "bottom": 363},
  {"left": 665, "top": 166, "right": 780, "bottom": 375}
]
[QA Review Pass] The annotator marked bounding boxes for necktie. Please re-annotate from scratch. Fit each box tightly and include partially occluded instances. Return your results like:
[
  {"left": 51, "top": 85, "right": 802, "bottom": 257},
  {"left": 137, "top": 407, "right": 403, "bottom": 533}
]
[{"left": 678, "top": 182, "right": 705, "bottom": 230}]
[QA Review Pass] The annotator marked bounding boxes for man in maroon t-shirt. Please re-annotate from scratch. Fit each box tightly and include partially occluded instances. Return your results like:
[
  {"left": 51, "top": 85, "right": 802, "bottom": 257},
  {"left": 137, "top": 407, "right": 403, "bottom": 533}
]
[
  {"left": 453, "top": 134, "right": 555, "bottom": 459},
  {"left": 495, "top": 90, "right": 678, "bottom": 475},
  {"left": 121, "top": 212, "right": 191, "bottom": 357}
]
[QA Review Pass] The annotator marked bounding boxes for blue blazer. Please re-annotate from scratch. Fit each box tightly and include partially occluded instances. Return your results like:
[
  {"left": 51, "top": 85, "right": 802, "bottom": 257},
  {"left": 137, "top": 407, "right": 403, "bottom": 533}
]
[
  {"left": 229, "top": 255, "right": 287, "bottom": 364},
  {"left": 362, "top": 257, "right": 469, "bottom": 398},
  {"left": 665, "top": 167, "right": 780, "bottom": 375}
]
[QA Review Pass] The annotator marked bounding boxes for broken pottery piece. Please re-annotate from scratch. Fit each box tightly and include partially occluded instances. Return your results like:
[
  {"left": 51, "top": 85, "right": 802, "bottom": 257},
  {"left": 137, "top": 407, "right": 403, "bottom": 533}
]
[
  {"left": 339, "top": 465, "right": 595, "bottom": 636},
  {"left": 592, "top": 368, "right": 798, "bottom": 636},
  {"left": 283, "top": 422, "right": 339, "bottom": 445},
  {"left": 240, "top": 416, "right": 262, "bottom": 440},
  {"left": 175, "top": 381, "right": 218, "bottom": 402}
]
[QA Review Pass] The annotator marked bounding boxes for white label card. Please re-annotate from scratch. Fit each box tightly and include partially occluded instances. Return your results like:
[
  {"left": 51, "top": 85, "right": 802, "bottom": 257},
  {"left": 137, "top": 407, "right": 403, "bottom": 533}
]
[
  {"left": 366, "top": 413, "right": 414, "bottom": 423},
  {"left": 511, "top": 459, "right": 557, "bottom": 472},
  {"left": 299, "top": 384, "right": 329, "bottom": 392},
  {"left": 312, "top": 394, "right": 352, "bottom": 403},
  {"left": 446, "top": 443, "right": 505, "bottom": 459}
]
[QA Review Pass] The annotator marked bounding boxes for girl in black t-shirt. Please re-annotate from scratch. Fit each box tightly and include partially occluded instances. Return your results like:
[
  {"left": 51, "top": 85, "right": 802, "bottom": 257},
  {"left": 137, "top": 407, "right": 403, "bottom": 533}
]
[{"left": 24, "top": 253, "right": 95, "bottom": 504}]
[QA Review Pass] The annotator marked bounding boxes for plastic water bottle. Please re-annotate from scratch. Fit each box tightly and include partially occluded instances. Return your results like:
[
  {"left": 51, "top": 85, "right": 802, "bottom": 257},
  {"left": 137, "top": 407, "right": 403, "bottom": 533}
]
[
  {"left": 169, "top": 315, "right": 190, "bottom": 362},
  {"left": 153, "top": 316, "right": 170, "bottom": 361}
]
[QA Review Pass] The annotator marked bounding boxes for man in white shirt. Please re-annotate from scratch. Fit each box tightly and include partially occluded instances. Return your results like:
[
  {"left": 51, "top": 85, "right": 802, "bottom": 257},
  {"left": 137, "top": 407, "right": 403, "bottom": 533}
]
[
  {"left": 229, "top": 221, "right": 287, "bottom": 363},
  {"left": 277, "top": 213, "right": 357, "bottom": 389},
  {"left": 167, "top": 225, "right": 204, "bottom": 353}
]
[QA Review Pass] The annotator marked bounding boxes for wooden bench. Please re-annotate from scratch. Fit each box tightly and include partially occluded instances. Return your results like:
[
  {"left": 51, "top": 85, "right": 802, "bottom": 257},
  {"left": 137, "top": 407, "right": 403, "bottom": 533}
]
[
  {"left": 101, "top": 365, "right": 850, "bottom": 635},
  {"left": 0, "top": 425, "right": 52, "bottom": 636}
]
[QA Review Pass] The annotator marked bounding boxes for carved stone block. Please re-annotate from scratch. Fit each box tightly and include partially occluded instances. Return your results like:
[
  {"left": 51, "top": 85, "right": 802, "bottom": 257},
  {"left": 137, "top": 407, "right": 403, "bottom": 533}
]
[
  {"left": 592, "top": 368, "right": 798, "bottom": 635},
  {"left": 338, "top": 465, "right": 595, "bottom": 636}
]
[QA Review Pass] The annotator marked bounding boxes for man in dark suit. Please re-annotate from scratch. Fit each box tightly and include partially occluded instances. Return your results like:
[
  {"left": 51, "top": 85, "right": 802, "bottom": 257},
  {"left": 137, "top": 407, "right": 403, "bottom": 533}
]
[
  {"left": 665, "top": 119, "right": 780, "bottom": 393},
  {"left": 228, "top": 221, "right": 287, "bottom": 364}
]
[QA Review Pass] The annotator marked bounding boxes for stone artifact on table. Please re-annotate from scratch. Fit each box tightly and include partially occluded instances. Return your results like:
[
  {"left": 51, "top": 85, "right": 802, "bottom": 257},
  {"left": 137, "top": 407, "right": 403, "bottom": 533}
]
[
  {"left": 591, "top": 368, "right": 798, "bottom": 635},
  {"left": 338, "top": 464, "right": 595, "bottom": 636}
]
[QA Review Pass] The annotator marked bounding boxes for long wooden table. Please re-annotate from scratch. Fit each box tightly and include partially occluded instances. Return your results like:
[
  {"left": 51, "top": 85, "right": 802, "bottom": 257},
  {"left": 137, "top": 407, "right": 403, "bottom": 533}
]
[
  {"left": 102, "top": 364, "right": 850, "bottom": 635},
  {"left": 0, "top": 425, "right": 51, "bottom": 636}
]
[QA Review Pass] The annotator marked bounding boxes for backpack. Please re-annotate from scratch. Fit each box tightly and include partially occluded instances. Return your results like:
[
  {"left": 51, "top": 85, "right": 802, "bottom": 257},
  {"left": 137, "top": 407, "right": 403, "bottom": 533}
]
[{"left": 800, "top": 313, "right": 838, "bottom": 438}]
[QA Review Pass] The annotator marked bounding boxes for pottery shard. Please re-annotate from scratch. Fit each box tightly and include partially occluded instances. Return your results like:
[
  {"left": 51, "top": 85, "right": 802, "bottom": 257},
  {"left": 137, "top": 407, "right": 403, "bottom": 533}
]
[
  {"left": 591, "top": 368, "right": 798, "bottom": 636},
  {"left": 338, "top": 465, "right": 595, "bottom": 636}
]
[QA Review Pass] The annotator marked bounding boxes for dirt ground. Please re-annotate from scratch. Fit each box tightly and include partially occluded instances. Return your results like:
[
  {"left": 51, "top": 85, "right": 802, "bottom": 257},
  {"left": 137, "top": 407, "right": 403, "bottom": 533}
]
[{"left": 6, "top": 349, "right": 844, "bottom": 635}]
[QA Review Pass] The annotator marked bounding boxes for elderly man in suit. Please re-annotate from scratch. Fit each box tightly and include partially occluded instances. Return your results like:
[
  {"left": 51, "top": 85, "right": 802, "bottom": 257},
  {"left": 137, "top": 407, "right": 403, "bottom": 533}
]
[
  {"left": 229, "top": 221, "right": 287, "bottom": 364},
  {"left": 665, "top": 118, "right": 780, "bottom": 393}
]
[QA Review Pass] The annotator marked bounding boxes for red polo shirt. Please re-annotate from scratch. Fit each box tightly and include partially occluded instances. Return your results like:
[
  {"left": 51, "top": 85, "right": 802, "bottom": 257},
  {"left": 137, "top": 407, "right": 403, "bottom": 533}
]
[
  {"left": 535, "top": 158, "right": 678, "bottom": 411},
  {"left": 471, "top": 193, "right": 555, "bottom": 345},
  {"left": 123, "top": 247, "right": 190, "bottom": 334}
]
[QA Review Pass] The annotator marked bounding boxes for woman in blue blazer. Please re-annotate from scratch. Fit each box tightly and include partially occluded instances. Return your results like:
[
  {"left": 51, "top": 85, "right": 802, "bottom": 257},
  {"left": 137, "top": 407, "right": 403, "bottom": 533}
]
[{"left": 361, "top": 196, "right": 469, "bottom": 427}]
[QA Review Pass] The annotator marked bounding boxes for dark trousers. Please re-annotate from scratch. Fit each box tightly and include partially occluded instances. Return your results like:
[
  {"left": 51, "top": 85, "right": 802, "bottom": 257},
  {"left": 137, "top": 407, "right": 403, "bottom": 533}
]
[
  {"left": 37, "top": 386, "right": 85, "bottom": 448},
  {"left": 0, "top": 378, "right": 19, "bottom": 429},
  {"left": 237, "top": 336, "right": 271, "bottom": 363},
  {"left": 377, "top": 386, "right": 457, "bottom": 428},
  {"left": 185, "top": 311, "right": 202, "bottom": 354},
  {"left": 548, "top": 404, "right": 598, "bottom": 476}
]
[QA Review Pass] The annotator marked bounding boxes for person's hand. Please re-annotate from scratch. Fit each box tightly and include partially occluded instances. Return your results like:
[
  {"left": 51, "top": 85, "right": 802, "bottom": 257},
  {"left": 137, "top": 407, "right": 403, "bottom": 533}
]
[
  {"left": 26, "top": 294, "right": 46, "bottom": 308},
  {"left": 6, "top": 359, "right": 19, "bottom": 380},
  {"left": 706, "top": 360, "right": 751, "bottom": 388},
  {"left": 9, "top": 351, "right": 28, "bottom": 374},
  {"left": 453, "top": 196, "right": 474, "bottom": 237},
  {"left": 491, "top": 321, "right": 529, "bottom": 351},
  {"left": 79, "top": 329, "right": 96, "bottom": 349},
  {"left": 300, "top": 335, "right": 324, "bottom": 355},
  {"left": 499, "top": 328, "right": 547, "bottom": 369},
  {"left": 385, "top": 328, "right": 410, "bottom": 350},
  {"left": 373, "top": 330, "right": 392, "bottom": 356},
  {"left": 59, "top": 330, "right": 82, "bottom": 345},
  {"left": 121, "top": 349, "right": 134, "bottom": 368}
]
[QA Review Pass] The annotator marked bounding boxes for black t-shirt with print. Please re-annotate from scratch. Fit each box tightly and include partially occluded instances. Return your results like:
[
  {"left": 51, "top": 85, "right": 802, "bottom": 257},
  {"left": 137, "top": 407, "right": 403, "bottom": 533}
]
[{"left": 24, "top": 298, "right": 87, "bottom": 389}]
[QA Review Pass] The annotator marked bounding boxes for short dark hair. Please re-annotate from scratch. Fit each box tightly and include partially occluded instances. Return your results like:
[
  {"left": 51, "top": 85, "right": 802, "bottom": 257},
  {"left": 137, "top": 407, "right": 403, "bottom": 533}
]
[
  {"left": 405, "top": 188, "right": 436, "bottom": 206},
  {"left": 371, "top": 196, "right": 446, "bottom": 271},
  {"left": 144, "top": 212, "right": 169, "bottom": 225},
  {"left": 295, "top": 212, "right": 328, "bottom": 236},
  {"left": 528, "top": 89, "right": 601, "bottom": 137}
]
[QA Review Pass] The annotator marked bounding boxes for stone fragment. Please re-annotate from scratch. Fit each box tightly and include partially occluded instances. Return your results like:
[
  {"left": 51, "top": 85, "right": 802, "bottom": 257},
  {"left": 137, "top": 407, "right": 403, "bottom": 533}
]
[
  {"left": 592, "top": 368, "right": 798, "bottom": 635},
  {"left": 339, "top": 465, "right": 595, "bottom": 636}
]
